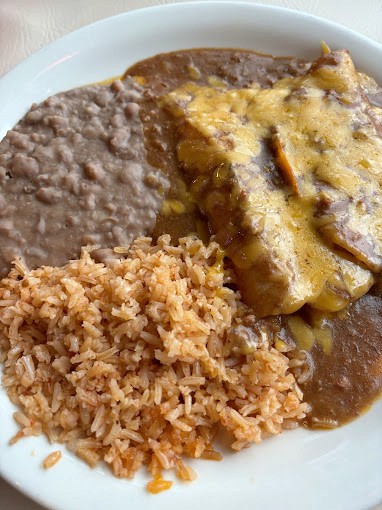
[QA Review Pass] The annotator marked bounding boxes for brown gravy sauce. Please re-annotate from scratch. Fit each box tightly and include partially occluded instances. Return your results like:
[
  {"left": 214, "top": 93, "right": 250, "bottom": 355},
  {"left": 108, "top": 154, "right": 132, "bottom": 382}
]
[
  {"left": 301, "top": 294, "right": 382, "bottom": 428},
  {"left": 125, "top": 48, "right": 382, "bottom": 427}
]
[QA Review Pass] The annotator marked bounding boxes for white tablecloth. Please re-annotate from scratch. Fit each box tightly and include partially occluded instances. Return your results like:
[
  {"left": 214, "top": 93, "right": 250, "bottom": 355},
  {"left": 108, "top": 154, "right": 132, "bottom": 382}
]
[{"left": 0, "top": 0, "right": 381, "bottom": 508}]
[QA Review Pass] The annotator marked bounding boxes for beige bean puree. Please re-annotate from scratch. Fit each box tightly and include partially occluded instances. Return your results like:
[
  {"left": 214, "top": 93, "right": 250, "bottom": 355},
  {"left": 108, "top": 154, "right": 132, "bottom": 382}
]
[{"left": 0, "top": 77, "right": 168, "bottom": 276}]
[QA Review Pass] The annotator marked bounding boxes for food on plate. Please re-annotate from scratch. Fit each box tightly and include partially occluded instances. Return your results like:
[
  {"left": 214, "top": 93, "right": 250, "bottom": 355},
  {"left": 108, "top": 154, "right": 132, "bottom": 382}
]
[
  {"left": 0, "top": 78, "right": 168, "bottom": 276},
  {"left": 0, "top": 45, "right": 381, "bottom": 487},
  {"left": 0, "top": 236, "right": 308, "bottom": 483}
]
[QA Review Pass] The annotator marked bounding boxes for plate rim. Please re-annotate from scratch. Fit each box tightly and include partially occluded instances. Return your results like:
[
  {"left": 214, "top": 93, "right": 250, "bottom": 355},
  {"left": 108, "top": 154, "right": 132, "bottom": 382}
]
[{"left": 1, "top": 0, "right": 382, "bottom": 85}]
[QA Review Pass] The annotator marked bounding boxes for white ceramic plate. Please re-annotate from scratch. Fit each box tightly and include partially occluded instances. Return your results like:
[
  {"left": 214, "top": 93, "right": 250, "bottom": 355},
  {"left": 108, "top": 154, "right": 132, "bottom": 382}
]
[{"left": 0, "top": 3, "right": 382, "bottom": 509}]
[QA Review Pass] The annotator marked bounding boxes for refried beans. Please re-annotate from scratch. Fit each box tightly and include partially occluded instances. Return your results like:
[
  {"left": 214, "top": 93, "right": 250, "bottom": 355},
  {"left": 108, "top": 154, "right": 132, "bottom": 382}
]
[{"left": 0, "top": 76, "right": 169, "bottom": 276}]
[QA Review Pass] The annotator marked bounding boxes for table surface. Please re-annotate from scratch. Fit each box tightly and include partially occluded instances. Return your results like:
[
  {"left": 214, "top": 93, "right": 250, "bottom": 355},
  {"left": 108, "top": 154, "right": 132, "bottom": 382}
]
[{"left": 1, "top": 0, "right": 382, "bottom": 508}]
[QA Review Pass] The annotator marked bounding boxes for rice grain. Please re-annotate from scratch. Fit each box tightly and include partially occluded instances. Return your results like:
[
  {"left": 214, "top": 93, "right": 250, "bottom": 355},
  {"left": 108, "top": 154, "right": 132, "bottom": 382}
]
[{"left": 43, "top": 451, "right": 62, "bottom": 469}]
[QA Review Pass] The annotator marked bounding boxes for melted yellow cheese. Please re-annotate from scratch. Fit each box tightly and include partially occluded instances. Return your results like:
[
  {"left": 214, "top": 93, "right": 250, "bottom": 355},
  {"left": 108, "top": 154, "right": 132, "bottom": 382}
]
[{"left": 162, "top": 51, "right": 382, "bottom": 316}]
